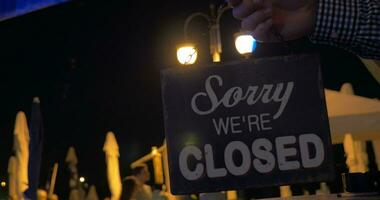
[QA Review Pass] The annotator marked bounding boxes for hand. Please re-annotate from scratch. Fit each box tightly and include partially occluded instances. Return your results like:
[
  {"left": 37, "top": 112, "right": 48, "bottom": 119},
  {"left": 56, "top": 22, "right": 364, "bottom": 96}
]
[{"left": 229, "top": 0, "right": 316, "bottom": 42}]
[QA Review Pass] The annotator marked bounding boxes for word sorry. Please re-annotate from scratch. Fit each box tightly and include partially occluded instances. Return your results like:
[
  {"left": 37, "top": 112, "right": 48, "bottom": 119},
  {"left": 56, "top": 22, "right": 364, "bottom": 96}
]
[
  {"left": 191, "top": 75, "right": 294, "bottom": 119},
  {"left": 179, "top": 133, "right": 324, "bottom": 181}
]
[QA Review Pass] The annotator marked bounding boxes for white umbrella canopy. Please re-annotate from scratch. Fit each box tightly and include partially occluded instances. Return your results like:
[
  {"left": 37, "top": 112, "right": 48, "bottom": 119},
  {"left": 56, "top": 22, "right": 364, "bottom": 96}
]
[
  {"left": 66, "top": 146, "right": 79, "bottom": 188},
  {"left": 325, "top": 84, "right": 380, "bottom": 144},
  {"left": 69, "top": 189, "right": 81, "bottom": 200},
  {"left": 8, "top": 156, "right": 17, "bottom": 200},
  {"left": 66, "top": 146, "right": 78, "bottom": 166},
  {"left": 66, "top": 147, "right": 81, "bottom": 200},
  {"left": 13, "top": 111, "right": 30, "bottom": 199},
  {"left": 103, "top": 132, "right": 122, "bottom": 200},
  {"left": 86, "top": 185, "right": 99, "bottom": 200}
]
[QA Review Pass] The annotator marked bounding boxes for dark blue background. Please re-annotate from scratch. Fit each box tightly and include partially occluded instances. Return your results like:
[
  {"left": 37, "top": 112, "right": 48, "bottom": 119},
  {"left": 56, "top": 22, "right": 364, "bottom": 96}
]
[{"left": 0, "top": 0, "right": 69, "bottom": 21}]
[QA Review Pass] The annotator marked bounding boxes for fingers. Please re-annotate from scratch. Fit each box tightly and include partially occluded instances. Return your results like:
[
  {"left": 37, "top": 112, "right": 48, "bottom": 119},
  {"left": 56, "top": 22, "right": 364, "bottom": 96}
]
[
  {"left": 251, "top": 18, "right": 275, "bottom": 42},
  {"left": 232, "top": 0, "right": 264, "bottom": 19},
  {"left": 241, "top": 7, "right": 272, "bottom": 31},
  {"left": 239, "top": 4, "right": 277, "bottom": 42}
]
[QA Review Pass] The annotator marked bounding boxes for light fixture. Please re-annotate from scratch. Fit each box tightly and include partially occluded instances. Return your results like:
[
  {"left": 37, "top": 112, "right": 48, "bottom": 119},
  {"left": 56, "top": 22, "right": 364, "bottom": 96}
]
[
  {"left": 79, "top": 176, "right": 85, "bottom": 183},
  {"left": 0, "top": 181, "right": 6, "bottom": 188},
  {"left": 177, "top": 44, "right": 198, "bottom": 65},
  {"left": 234, "top": 32, "right": 257, "bottom": 57},
  {"left": 176, "top": 4, "right": 231, "bottom": 65}
]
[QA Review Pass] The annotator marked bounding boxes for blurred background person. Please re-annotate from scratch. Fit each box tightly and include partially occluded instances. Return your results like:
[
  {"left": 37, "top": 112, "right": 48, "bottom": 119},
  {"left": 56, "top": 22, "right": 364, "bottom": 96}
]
[
  {"left": 131, "top": 164, "right": 152, "bottom": 200},
  {"left": 121, "top": 177, "right": 137, "bottom": 200}
]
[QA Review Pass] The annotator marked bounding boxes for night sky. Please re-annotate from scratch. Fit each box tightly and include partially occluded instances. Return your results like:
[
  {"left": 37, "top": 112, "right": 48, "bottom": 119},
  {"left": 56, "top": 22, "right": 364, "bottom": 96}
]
[{"left": 0, "top": 0, "right": 379, "bottom": 199}]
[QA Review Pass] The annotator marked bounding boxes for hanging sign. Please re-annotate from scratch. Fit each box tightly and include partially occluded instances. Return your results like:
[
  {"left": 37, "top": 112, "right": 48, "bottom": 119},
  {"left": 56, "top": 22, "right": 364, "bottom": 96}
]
[{"left": 161, "top": 54, "right": 334, "bottom": 194}]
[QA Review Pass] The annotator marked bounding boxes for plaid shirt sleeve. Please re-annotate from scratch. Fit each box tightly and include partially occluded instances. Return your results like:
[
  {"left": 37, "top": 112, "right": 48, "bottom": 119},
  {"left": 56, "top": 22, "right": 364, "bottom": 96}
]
[{"left": 309, "top": 0, "right": 380, "bottom": 59}]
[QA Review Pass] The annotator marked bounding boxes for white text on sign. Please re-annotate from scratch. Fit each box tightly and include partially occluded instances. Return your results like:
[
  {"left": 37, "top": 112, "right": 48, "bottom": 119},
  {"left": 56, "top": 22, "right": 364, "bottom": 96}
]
[
  {"left": 179, "top": 134, "right": 325, "bottom": 181},
  {"left": 191, "top": 75, "right": 294, "bottom": 119},
  {"left": 212, "top": 113, "right": 272, "bottom": 135}
]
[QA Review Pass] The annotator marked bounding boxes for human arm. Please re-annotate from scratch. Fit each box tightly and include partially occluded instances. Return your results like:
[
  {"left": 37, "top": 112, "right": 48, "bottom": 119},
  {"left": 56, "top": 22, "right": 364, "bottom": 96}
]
[
  {"left": 229, "top": 0, "right": 380, "bottom": 59},
  {"left": 309, "top": 0, "right": 380, "bottom": 59}
]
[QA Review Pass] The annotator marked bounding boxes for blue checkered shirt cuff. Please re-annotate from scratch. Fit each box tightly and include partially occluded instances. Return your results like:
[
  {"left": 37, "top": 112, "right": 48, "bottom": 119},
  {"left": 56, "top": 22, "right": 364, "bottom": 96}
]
[{"left": 309, "top": 0, "right": 380, "bottom": 59}]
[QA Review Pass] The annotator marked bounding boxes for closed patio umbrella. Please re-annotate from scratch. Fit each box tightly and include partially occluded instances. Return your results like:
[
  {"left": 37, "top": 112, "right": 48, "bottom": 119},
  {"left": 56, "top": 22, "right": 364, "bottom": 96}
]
[
  {"left": 25, "top": 97, "right": 44, "bottom": 200},
  {"left": 66, "top": 147, "right": 81, "bottom": 200},
  {"left": 86, "top": 185, "right": 99, "bottom": 200},
  {"left": 13, "top": 111, "right": 30, "bottom": 199},
  {"left": 103, "top": 132, "right": 122, "bottom": 200},
  {"left": 8, "top": 156, "right": 17, "bottom": 200}
]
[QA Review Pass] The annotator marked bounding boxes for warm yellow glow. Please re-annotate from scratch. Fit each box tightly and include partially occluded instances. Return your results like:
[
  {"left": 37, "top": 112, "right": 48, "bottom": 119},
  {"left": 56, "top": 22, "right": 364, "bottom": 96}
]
[
  {"left": 235, "top": 34, "right": 256, "bottom": 55},
  {"left": 280, "top": 185, "right": 293, "bottom": 198},
  {"left": 177, "top": 45, "right": 197, "bottom": 65},
  {"left": 0, "top": 181, "right": 6, "bottom": 187},
  {"left": 227, "top": 191, "right": 237, "bottom": 200},
  {"left": 212, "top": 52, "right": 221, "bottom": 62},
  {"left": 79, "top": 177, "right": 85, "bottom": 183},
  {"left": 151, "top": 146, "right": 158, "bottom": 156},
  {"left": 152, "top": 147, "right": 164, "bottom": 184}
]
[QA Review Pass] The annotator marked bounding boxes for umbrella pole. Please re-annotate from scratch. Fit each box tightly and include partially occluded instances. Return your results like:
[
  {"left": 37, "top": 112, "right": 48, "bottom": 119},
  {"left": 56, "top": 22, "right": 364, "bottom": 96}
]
[
  {"left": 162, "top": 143, "right": 178, "bottom": 200},
  {"left": 48, "top": 163, "right": 59, "bottom": 198},
  {"left": 130, "top": 145, "right": 165, "bottom": 168}
]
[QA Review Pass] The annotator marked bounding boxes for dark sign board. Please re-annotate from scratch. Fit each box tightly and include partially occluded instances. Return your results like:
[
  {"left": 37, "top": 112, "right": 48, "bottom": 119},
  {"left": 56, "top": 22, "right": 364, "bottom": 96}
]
[{"left": 161, "top": 54, "right": 335, "bottom": 194}]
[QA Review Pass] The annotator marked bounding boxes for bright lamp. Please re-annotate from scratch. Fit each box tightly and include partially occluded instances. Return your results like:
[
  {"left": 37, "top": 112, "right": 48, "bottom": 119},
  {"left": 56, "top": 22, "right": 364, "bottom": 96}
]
[
  {"left": 234, "top": 33, "right": 257, "bottom": 56},
  {"left": 177, "top": 44, "right": 198, "bottom": 65}
]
